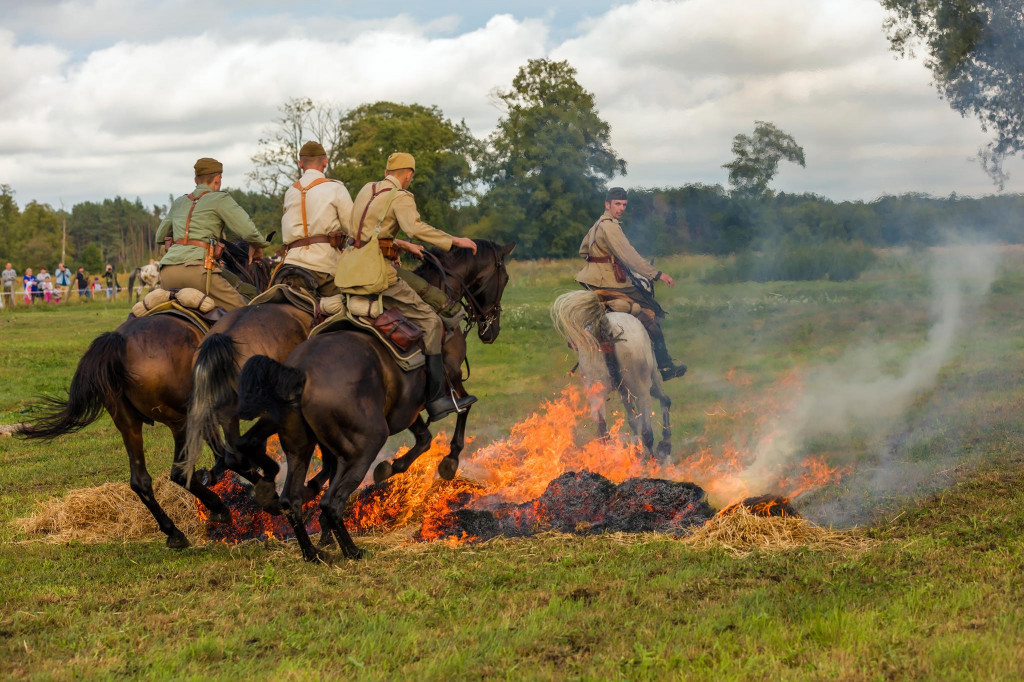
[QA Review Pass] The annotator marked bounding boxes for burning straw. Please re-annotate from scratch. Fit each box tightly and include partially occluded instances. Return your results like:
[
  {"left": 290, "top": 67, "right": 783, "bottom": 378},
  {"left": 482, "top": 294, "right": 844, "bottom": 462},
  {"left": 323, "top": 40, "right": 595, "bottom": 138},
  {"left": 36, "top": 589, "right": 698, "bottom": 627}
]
[
  {"left": 13, "top": 477, "right": 204, "bottom": 544},
  {"left": 682, "top": 506, "right": 870, "bottom": 557}
]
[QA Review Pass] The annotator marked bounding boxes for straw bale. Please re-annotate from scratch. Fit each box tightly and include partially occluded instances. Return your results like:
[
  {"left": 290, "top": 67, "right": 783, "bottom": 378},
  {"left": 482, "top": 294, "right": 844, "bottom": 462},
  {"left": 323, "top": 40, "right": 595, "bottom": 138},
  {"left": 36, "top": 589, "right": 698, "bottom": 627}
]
[
  {"left": 13, "top": 477, "right": 205, "bottom": 544},
  {"left": 682, "top": 506, "right": 870, "bottom": 557}
]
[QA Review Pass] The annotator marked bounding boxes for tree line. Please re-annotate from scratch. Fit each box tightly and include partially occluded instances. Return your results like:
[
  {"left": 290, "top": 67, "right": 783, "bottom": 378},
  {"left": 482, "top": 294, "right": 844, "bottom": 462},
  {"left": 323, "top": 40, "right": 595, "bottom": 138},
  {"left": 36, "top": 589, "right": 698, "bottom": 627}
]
[{"left": 2, "top": 52, "right": 1022, "bottom": 272}]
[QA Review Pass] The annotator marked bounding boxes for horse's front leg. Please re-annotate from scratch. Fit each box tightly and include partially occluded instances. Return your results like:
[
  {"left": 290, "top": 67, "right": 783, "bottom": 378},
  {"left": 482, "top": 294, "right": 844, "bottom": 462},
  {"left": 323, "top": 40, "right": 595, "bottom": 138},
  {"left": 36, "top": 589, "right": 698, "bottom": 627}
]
[
  {"left": 374, "top": 416, "right": 432, "bottom": 483},
  {"left": 437, "top": 408, "right": 469, "bottom": 481}
]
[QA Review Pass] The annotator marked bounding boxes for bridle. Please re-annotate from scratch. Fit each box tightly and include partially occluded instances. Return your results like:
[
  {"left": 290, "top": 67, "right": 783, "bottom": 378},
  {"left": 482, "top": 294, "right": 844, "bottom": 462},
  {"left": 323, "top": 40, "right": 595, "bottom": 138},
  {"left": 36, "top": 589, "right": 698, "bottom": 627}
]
[{"left": 422, "top": 248, "right": 506, "bottom": 337}]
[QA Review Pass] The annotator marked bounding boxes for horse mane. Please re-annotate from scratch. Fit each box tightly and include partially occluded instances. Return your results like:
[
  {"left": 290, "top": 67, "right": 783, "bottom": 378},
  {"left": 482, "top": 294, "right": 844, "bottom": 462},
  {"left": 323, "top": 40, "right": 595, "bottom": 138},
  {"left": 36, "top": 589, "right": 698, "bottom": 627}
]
[
  {"left": 413, "top": 239, "right": 502, "bottom": 277},
  {"left": 220, "top": 238, "right": 272, "bottom": 291}
]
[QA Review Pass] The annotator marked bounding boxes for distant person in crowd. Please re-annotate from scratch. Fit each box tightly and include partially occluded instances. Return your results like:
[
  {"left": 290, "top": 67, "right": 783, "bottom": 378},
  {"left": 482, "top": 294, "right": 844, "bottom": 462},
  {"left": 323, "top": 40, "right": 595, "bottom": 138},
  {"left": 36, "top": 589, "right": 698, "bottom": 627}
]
[
  {"left": 155, "top": 157, "right": 270, "bottom": 310},
  {"left": 91, "top": 277, "right": 103, "bottom": 295},
  {"left": 55, "top": 262, "right": 71, "bottom": 302},
  {"left": 1, "top": 262, "right": 16, "bottom": 308},
  {"left": 40, "top": 274, "right": 54, "bottom": 303},
  {"left": 75, "top": 266, "right": 89, "bottom": 299},
  {"left": 36, "top": 268, "right": 51, "bottom": 302},
  {"left": 104, "top": 264, "right": 117, "bottom": 300},
  {"left": 23, "top": 268, "right": 36, "bottom": 305}
]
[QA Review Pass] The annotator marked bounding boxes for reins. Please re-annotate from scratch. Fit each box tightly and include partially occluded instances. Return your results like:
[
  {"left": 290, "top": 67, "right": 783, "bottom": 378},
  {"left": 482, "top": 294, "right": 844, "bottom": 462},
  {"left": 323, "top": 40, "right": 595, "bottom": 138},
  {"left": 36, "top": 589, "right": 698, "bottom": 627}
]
[{"left": 421, "top": 247, "right": 505, "bottom": 336}]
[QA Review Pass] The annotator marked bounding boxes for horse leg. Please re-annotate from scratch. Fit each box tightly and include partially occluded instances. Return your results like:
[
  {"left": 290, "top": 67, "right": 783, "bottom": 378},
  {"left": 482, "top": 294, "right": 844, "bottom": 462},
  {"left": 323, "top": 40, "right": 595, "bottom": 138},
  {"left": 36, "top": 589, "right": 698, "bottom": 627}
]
[
  {"left": 374, "top": 416, "right": 432, "bottom": 483},
  {"left": 114, "top": 409, "right": 189, "bottom": 548},
  {"left": 321, "top": 425, "right": 388, "bottom": 561},
  {"left": 438, "top": 409, "right": 469, "bottom": 481},
  {"left": 168, "top": 423, "right": 233, "bottom": 525},
  {"left": 652, "top": 382, "right": 672, "bottom": 459},
  {"left": 277, "top": 418, "right": 323, "bottom": 562},
  {"left": 229, "top": 417, "right": 282, "bottom": 513},
  {"left": 304, "top": 451, "right": 335, "bottom": 506}
]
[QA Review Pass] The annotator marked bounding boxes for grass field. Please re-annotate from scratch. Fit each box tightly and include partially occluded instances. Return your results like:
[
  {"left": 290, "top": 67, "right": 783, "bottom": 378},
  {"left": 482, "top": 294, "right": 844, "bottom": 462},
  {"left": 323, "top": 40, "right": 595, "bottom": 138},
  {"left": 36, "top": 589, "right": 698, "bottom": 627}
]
[{"left": 2, "top": 251, "right": 1024, "bottom": 679}]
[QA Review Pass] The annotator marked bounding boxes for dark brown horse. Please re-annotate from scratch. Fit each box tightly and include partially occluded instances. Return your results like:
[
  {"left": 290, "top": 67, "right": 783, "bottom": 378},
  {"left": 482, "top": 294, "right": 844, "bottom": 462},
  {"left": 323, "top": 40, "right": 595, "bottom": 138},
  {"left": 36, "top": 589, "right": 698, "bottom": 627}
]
[
  {"left": 181, "top": 267, "right": 321, "bottom": 508},
  {"left": 16, "top": 240, "right": 273, "bottom": 548},
  {"left": 234, "top": 240, "right": 514, "bottom": 561}
]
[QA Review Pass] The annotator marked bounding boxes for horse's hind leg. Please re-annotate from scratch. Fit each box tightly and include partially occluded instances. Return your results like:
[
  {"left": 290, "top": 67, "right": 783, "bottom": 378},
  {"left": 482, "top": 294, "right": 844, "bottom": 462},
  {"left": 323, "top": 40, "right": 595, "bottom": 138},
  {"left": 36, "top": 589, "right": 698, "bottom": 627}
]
[
  {"left": 374, "top": 416, "right": 432, "bottom": 483},
  {"left": 321, "top": 424, "right": 388, "bottom": 561},
  {"left": 277, "top": 417, "right": 323, "bottom": 562},
  {"left": 230, "top": 417, "right": 282, "bottom": 513},
  {"left": 113, "top": 407, "right": 189, "bottom": 548},
  {"left": 169, "top": 423, "right": 233, "bottom": 525}
]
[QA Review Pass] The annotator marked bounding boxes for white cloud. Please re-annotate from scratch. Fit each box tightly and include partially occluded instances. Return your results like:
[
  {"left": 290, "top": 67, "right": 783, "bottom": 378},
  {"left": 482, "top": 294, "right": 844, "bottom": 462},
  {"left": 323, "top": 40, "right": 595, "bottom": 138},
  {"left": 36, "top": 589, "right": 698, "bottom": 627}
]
[{"left": 0, "top": 0, "right": 1021, "bottom": 210}]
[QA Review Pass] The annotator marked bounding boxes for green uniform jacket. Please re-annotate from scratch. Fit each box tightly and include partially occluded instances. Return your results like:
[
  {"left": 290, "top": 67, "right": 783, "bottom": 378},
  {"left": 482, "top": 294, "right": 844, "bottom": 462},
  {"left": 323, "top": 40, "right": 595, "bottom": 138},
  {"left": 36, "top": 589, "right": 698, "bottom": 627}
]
[
  {"left": 576, "top": 211, "right": 660, "bottom": 289},
  {"left": 155, "top": 184, "right": 270, "bottom": 265}
]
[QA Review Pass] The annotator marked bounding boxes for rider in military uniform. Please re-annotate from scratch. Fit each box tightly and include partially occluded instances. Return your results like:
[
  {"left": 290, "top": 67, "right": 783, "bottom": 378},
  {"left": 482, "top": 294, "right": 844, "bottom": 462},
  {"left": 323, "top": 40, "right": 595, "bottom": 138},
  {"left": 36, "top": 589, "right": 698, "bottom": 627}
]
[
  {"left": 276, "top": 141, "right": 354, "bottom": 296},
  {"left": 156, "top": 157, "right": 270, "bottom": 310},
  {"left": 346, "top": 152, "right": 478, "bottom": 422},
  {"left": 576, "top": 187, "right": 687, "bottom": 381}
]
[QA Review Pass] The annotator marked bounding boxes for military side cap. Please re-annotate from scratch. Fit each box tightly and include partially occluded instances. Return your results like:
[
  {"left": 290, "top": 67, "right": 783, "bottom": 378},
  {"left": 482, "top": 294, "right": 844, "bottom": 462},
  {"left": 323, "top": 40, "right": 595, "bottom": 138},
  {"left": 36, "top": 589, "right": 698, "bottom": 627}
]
[
  {"left": 299, "top": 141, "right": 327, "bottom": 157},
  {"left": 194, "top": 157, "right": 223, "bottom": 176},
  {"left": 606, "top": 186, "right": 628, "bottom": 201},
  {"left": 386, "top": 152, "right": 416, "bottom": 171}
]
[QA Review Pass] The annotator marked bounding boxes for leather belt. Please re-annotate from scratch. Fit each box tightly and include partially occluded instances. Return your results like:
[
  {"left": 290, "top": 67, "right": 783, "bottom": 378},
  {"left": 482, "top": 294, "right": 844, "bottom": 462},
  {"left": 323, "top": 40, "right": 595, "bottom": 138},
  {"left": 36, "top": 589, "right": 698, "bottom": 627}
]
[
  {"left": 284, "top": 235, "right": 332, "bottom": 251},
  {"left": 586, "top": 255, "right": 613, "bottom": 263},
  {"left": 173, "top": 239, "right": 214, "bottom": 249}
]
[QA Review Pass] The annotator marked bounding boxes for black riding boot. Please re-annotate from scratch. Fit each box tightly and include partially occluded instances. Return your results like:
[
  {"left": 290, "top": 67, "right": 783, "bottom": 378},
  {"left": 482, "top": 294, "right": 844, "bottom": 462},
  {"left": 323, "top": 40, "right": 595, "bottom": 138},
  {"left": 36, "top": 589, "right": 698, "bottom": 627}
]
[
  {"left": 425, "top": 354, "right": 477, "bottom": 423},
  {"left": 649, "top": 328, "right": 687, "bottom": 381}
]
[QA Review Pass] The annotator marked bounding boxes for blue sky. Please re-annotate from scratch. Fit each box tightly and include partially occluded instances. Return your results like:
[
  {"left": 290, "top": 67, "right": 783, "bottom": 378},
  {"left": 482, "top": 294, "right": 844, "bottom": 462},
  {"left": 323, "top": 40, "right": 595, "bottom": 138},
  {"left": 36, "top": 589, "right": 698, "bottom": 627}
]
[{"left": 1, "top": 0, "right": 1021, "bottom": 208}]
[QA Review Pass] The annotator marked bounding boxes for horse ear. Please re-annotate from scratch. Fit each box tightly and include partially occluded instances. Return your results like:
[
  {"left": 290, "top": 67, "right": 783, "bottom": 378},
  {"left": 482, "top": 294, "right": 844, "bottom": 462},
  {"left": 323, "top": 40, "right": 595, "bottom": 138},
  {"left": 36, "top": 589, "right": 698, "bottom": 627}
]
[
  {"left": 265, "top": 230, "right": 277, "bottom": 243},
  {"left": 502, "top": 242, "right": 517, "bottom": 256}
]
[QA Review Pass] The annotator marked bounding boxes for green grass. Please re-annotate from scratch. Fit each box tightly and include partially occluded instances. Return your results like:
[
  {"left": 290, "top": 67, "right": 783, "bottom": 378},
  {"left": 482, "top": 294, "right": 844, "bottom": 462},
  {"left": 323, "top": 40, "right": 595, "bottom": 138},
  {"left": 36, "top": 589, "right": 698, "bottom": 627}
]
[{"left": 2, "top": 251, "right": 1024, "bottom": 679}]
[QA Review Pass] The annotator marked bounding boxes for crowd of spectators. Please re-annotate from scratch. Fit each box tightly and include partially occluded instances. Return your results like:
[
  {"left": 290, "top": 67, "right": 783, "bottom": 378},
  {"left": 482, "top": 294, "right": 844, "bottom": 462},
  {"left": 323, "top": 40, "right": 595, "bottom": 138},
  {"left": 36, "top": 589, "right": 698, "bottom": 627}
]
[{"left": 0, "top": 261, "right": 122, "bottom": 308}]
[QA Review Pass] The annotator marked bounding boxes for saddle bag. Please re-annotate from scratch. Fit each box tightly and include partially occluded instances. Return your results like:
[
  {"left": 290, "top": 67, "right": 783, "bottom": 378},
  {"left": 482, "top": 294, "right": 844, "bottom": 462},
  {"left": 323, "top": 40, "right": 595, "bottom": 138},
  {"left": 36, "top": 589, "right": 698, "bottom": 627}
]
[{"left": 372, "top": 308, "right": 424, "bottom": 351}]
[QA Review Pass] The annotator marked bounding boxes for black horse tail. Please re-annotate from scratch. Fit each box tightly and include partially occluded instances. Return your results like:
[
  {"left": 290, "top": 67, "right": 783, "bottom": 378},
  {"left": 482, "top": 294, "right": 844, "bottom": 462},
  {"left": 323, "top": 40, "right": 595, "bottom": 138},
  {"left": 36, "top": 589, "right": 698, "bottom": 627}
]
[
  {"left": 237, "top": 355, "right": 306, "bottom": 423},
  {"left": 17, "top": 332, "right": 128, "bottom": 441},
  {"left": 182, "top": 333, "right": 239, "bottom": 478}
]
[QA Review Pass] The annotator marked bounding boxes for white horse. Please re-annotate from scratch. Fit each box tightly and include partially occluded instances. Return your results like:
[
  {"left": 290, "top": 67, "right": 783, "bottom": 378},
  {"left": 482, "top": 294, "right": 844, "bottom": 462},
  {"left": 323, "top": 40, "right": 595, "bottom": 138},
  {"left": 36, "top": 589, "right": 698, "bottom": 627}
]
[
  {"left": 551, "top": 290, "right": 672, "bottom": 457},
  {"left": 128, "top": 262, "right": 161, "bottom": 302}
]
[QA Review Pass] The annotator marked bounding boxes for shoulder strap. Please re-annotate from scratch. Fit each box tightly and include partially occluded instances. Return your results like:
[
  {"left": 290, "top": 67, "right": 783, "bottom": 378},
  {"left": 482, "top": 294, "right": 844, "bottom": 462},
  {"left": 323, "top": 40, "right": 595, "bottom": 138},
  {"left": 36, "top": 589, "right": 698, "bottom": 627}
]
[
  {"left": 292, "top": 177, "right": 334, "bottom": 240},
  {"left": 355, "top": 181, "right": 400, "bottom": 247},
  {"left": 183, "top": 190, "right": 212, "bottom": 243}
]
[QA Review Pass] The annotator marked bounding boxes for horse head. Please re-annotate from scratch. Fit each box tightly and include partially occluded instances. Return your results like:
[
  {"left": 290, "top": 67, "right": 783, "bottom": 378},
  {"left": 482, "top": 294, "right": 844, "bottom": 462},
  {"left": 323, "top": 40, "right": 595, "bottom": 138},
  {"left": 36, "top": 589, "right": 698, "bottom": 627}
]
[
  {"left": 221, "top": 238, "right": 274, "bottom": 293},
  {"left": 422, "top": 240, "right": 515, "bottom": 344}
]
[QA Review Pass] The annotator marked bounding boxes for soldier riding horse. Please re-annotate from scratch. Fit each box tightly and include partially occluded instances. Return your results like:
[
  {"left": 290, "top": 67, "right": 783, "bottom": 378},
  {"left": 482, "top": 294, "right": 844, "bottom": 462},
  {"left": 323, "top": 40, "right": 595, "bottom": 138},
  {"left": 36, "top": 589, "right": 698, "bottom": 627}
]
[{"left": 233, "top": 240, "right": 514, "bottom": 561}]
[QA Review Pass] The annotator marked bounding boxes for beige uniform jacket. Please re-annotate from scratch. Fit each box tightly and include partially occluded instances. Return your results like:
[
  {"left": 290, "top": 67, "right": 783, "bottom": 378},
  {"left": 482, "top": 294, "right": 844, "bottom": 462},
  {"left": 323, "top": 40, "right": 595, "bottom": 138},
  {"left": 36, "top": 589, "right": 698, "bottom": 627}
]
[
  {"left": 576, "top": 211, "right": 659, "bottom": 289},
  {"left": 281, "top": 169, "right": 354, "bottom": 276},
  {"left": 348, "top": 174, "right": 454, "bottom": 286},
  {"left": 156, "top": 184, "right": 269, "bottom": 265}
]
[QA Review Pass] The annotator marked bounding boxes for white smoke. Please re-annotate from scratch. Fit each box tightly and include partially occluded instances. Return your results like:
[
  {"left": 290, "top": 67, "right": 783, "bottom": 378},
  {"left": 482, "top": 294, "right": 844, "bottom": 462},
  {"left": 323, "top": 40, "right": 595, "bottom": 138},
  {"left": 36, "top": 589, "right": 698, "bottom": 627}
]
[{"left": 736, "top": 243, "right": 1001, "bottom": 522}]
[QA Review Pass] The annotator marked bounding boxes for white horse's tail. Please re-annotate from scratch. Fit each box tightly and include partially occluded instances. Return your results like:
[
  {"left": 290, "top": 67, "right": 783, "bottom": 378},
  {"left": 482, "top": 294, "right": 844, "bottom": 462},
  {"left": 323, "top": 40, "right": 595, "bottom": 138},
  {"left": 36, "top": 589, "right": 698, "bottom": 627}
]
[{"left": 550, "top": 290, "right": 614, "bottom": 352}]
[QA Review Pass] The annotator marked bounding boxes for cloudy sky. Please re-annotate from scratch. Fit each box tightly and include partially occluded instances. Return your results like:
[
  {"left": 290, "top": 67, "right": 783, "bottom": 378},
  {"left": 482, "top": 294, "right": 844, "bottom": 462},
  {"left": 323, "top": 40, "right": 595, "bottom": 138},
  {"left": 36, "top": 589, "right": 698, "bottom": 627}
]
[{"left": 2, "top": 0, "right": 1021, "bottom": 210}]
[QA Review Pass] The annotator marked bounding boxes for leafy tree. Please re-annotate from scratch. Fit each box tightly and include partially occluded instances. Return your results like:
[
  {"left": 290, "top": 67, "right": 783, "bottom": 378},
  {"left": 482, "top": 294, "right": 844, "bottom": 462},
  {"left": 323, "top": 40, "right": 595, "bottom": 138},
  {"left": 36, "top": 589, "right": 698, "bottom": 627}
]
[
  {"left": 331, "top": 102, "right": 481, "bottom": 230},
  {"left": 881, "top": 0, "right": 1024, "bottom": 187},
  {"left": 722, "top": 121, "right": 806, "bottom": 197},
  {"left": 476, "top": 59, "right": 626, "bottom": 258},
  {"left": 0, "top": 184, "right": 21, "bottom": 264},
  {"left": 11, "top": 202, "right": 63, "bottom": 268},
  {"left": 79, "top": 242, "right": 104, "bottom": 273},
  {"left": 248, "top": 98, "right": 345, "bottom": 199}
]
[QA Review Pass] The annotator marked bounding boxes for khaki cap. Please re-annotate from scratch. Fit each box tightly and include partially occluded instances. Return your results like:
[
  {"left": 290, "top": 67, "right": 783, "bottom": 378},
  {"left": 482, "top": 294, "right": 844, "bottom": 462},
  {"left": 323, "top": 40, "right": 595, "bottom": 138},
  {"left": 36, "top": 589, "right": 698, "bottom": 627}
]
[
  {"left": 194, "top": 157, "right": 223, "bottom": 176},
  {"left": 386, "top": 152, "right": 416, "bottom": 171},
  {"left": 299, "top": 141, "right": 327, "bottom": 157}
]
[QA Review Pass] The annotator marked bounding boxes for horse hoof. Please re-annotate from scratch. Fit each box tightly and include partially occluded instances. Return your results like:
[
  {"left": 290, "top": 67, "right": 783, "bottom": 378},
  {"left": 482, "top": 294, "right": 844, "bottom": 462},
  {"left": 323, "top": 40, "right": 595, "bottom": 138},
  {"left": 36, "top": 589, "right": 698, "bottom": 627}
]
[
  {"left": 166, "top": 533, "right": 190, "bottom": 549},
  {"left": 303, "top": 548, "right": 332, "bottom": 564},
  {"left": 373, "top": 461, "right": 393, "bottom": 484},
  {"left": 437, "top": 456, "right": 459, "bottom": 481},
  {"left": 253, "top": 480, "right": 278, "bottom": 510},
  {"left": 318, "top": 531, "right": 335, "bottom": 549},
  {"left": 656, "top": 441, "right": 672, "bottom": 459},
  {"left": 207, "top": 510, "right": 232, "bottom": 525},
  {"left": 342, "top": 545, "right": 365, "bottom": 561}
]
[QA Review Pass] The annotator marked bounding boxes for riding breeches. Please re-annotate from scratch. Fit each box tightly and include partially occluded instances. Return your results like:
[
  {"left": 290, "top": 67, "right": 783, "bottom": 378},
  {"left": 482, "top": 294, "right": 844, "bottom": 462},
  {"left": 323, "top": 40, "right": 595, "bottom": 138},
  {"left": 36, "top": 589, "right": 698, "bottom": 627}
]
[
  {"left": 394, "top": 268, "right": 457, "bottom": 316},
  {"left": 159, "top": 261, "right": 248, "bottom": 311},
  {"left": 381, "top": 278, "right": 443, "bottom": 354}
]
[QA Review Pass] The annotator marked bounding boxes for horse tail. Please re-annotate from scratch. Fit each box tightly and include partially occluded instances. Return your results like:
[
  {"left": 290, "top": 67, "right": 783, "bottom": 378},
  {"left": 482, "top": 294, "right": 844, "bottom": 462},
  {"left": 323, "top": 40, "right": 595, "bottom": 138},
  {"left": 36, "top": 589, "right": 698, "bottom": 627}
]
[
  {"left": 17, "top": 332, "right": 128, "bottom": 441},
  {"left": 551, "top": 290, "right": 614, "bottom": 351},
  {"left": 236, "top": 355, "right": 306, "bottom": 423},
  {"left": 182, "top": 333, "right": 239, "bottom": 478},
  {"left": 128, "top": 268, "right": 139, "bottom": 301}
]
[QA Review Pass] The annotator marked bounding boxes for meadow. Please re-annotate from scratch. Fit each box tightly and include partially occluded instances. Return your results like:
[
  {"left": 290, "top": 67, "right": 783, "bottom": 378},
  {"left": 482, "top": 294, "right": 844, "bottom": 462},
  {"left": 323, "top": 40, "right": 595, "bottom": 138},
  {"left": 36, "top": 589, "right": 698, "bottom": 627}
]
[{"left": 2, "top": 250, "right": 1023, "bottom": 679}]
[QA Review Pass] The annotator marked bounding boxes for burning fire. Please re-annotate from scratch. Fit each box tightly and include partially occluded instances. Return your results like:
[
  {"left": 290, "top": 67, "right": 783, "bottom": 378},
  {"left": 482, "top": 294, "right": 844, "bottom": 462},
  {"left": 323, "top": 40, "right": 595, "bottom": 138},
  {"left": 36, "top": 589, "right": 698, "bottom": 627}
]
[{"left": 196, "top": 373, "right": 848, "bottom": 544}]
